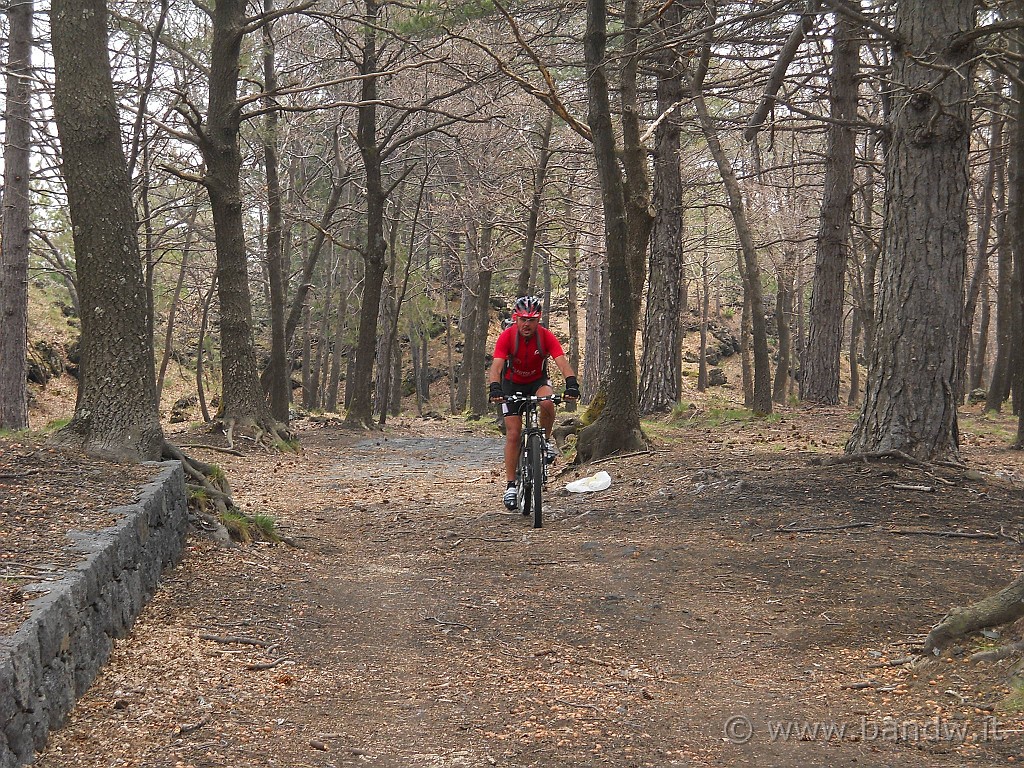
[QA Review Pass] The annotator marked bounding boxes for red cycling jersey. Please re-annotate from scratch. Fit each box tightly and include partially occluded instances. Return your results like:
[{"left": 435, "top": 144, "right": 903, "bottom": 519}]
[{"left": 494, "top": 325, "right": 565, "bottom": 384}]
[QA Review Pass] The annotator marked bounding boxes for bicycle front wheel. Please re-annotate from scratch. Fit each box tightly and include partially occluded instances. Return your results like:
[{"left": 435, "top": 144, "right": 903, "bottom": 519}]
[
  {"left": 527, "top": 432, "right": 544, "bottom": 528},
  {"left": 518, "top": 444, "right": 531, "bottom": 517}
]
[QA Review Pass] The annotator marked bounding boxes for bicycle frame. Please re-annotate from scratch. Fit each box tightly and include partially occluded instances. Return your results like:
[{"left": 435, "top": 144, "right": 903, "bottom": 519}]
[{"left": 505, "top": 394, "right": 560, "bottom": 528}]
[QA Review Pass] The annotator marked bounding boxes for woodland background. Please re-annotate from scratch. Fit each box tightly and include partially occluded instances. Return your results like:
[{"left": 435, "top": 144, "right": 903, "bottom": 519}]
[{"left": 0, "top": 0, "right": 1017, "bottom": 466}]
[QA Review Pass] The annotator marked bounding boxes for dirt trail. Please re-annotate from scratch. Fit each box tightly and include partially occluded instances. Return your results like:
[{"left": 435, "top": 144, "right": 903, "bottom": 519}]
[{"left": 34, "top": 416, "right": 1024, "bottom": 767}]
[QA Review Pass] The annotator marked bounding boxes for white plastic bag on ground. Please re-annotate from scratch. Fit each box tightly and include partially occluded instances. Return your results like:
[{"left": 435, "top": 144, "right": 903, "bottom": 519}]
[{"left": 565, "top": 470, "right": 612, "bottom": 494}]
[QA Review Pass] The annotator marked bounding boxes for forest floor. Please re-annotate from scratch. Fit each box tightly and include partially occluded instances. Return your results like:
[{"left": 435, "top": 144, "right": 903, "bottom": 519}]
[{"left": 6, "top": 404, "right": 1024, "bottom": 767}]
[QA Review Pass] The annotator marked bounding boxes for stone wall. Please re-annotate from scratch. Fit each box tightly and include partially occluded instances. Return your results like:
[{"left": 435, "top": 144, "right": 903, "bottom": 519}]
[{"left": 0, "top": 462, "right": 187, "bottom": 768}]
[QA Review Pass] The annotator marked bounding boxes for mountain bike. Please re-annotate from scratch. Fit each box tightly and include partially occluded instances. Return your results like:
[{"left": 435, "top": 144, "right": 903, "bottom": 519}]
[{"left": 505, "top": 394, "right": 561, "bottom": 528}]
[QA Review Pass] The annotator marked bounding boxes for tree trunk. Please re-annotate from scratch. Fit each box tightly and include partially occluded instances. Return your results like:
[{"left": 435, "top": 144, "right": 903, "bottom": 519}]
[
  {"left": 802, "top": 7, "right": 859, "bottom": 404},
  {"left": 693, "top": 44, "right": 772, "bottom": 415},
  {"left": 848, "top": 0, "right": 973, "bottom": 461},
  {"left": 924, "top": 572, "right": 1024, "bottom": 653},
  {"left": 958, "top": 107, "right": 1000, "bottom": 403},
  {"left": 375, "top": 277, "right": 396, "bottom": 417},
  {"left": 201, "top": 0, "right": 277, "bottom": 439},
  {"left": 640, "top": 11, "right": 685, "bottom": 414},
  {"left": 581, "top": 216, "right": 608, "bottom": 405},
  {"left": 156, "top": 203, "right": 198, "bottom": 406},
  {"left": 517, "top": 112, "right": 553, "bottom": 298},
  {"left": 326, "top": 249, "right": 352, "bottom": 413},
  {"left": 455, "top": 229, "right": 474, "bottom": 413},
  {"left": 197, "top": 277, "right": 217, "bottom": 423},
  {"left": 848, "top": 308, "right": 862, "bottom": 405},
  {"left": 312, "top": 261, "right": 335, "bottom": 409},
  {"left": 987, "top": 149, "right": 1013, "bottom": 411},
  {"left": 698, "top": 253, "right": 711, "bottom": 392},
  {"left": 0, "top": 0, "right": 33, "bottom": 430},
  {"left": 740, "top": 274, "right": 754, "bottom": 408},
  {"left": 1013, "top": 22, "right": 1024, "bottom": 444},
  {"left": 773, "top": 250, "right": 796, "bottom": 404},
  {"left": 469, "top": 221, "right": 494, "bottom": 417},
  {"left": 576, "top": 0, "right": 652, "bottom": 461},
  {"left": 263, "top": 0, "right": 290, "bottom": 423},
  {"left": 345, "top": 0, "right": 388, "bottom": 428},
  {"left": 565, "top": 197, "right": 580, "bottom": 412},
  {"left": 50, "top": 0, "right": 163, "bottom": 460},
  {"left": 970, "top": 268, "right": 990, "bottom": 392}
]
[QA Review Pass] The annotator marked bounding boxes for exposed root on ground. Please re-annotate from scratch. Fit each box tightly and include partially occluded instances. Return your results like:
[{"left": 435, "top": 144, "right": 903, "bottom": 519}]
[
  {"left": 219, "top": 416, "right": 296, "bottom": 452},
  {"left": 162, "top": 440, "right": 283, "bottom": 545},
  {"left": 923, "top": 573, "right": 1024, "bottom": 654}
]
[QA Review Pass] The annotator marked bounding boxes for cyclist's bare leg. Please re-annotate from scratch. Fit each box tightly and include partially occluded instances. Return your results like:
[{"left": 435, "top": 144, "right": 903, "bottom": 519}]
[
  {"left": 537, "top": 384, "right": 555, "bottom": 440},
  {"left": 504, "top": 414, "right": 523, "bottom": 482}
]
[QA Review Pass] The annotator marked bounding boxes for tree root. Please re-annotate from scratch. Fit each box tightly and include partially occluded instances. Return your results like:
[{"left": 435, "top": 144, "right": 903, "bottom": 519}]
[
  {"left": 923, "top": 573, "right": 1024, "bottom": 653},
  {"left": 969, "top": 640, "right": 1024, "bottom": 663},
  {"left": 219, "top": 416, "right": 296, "bottom": 453},
  {"left": 820, "top": 449, "right": 967, "bottom": 470},
  {"left": 163, "top": 441, "right": 233, "bottom": 516},
  {"left": 165, "top": 418, "right": 296, "bottom": 544},
  {"left": 821, "top": 449, "right": 931, "bottom": 467}
]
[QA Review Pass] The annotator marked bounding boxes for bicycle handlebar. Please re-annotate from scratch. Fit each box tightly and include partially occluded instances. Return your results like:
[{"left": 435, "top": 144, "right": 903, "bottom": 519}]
[{"left": 503, "top": 394, "right": 562, "bottom": 405}]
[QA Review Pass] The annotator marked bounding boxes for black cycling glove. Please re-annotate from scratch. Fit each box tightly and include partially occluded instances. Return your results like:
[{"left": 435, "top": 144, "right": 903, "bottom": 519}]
[
  {"left": 563, "top": 376, "right": 580, "bottom": 400},
  {"left": 489, "top": 381, "right": 505, "bottom": 402}
]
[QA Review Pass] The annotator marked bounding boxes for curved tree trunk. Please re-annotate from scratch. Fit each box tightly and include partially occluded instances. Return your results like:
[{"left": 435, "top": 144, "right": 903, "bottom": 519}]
[
  {"left": 692, "top": 41, "right": 771, "bottom": 415},
  {"left": 848, "top": 0, "right": 973, "bottom": 462},
  {"left": 50, "top": 0, "right": 163, "bottom": 461}
]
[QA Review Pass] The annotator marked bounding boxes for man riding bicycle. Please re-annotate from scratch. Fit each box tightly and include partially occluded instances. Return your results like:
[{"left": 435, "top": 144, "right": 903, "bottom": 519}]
[{"left": 488, "top": 296, "right": 580, "bottom": 510}]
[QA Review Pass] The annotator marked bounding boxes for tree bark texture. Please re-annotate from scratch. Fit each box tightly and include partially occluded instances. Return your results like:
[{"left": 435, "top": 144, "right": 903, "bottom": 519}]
[
  {"left": 1012, "top": 22, "right": 1024, "bottom": 444},
  {"left": 581, "top": 200, "right": 608, "bottom": 404},
  {"left": 50, "top": 0, "right": 163, "bottom": 460},
  {"left": 263, "top": 1, "right": 291, "bottom": 423},
  {"left": 326, "top": 249, "right": 352, "bottom": 413},
  {"left": 0, "top": 0, "right": 33, "bottom": 430},
  {"left": 156, "top": 203, "right": 198, "bottom": 405},
  {"left": 640, "top": 9, "right": 686, "bottom": 415},
  {"left": 802, "top": 7, "right": 859, "bottom": 404},
  {"left": 958, "top": 108, "right": 1001, "bottom": 402},
  {"left": 773, "top": 250, "right": 796, "bottom": 404},
  {"left": 346, "top": 0, "right": 387, "bottom": 428},
  {"left": 202, "top": 0, "right": 273, "bottom": 431},
  {"left": 517, "top": 112, "right": 553, "bottom": 299},
  {"left": 576, "top": 0, "right": 652, "bottom": 461},
  {"left": 848, "top": 0, "right": 973, "bottom": 461},
  {"left": 693, "top": 46, "right": 771, "bottom": 414},
  {"left": 465, "top": 220, "right": 494, "bottom": 417},
  {"left": 924, "top": 572, "right": 1024, "bottom": 652}
]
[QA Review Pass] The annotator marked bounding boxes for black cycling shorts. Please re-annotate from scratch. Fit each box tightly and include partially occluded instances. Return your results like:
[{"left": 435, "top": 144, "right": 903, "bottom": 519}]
[{"left": 501, "top": 377, "right": 550, "bottom": 417}]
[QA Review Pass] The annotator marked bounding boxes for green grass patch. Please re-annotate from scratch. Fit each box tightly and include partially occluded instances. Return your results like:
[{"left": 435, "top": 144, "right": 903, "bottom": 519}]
[
  {"left": 251, "top": 514, "right": 282, "bottom": 543},
  {"left": 220, "top": 510, "right": 253, "bottom": 543},
  {"left": 43, "top": 418, "right": 71, "bottom": 433},
  {"left": 998, "top": 677, "right": 1024, "bottom": 714},
  {"left": 964, "top": 412, "right": 1018, "bottom": 442},
  {"left": 640, "top": 419, "right": 684, "bottom": 445},
  {"left": 219, "top": 510, "right": 281, "bottom": 544}
]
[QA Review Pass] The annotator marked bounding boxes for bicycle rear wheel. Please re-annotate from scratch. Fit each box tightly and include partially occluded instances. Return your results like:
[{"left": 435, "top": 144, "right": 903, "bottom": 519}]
[{"left": 527, "top": 432, "right": 544, "bottom": 528}]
